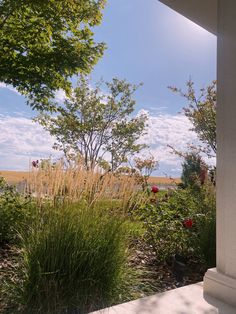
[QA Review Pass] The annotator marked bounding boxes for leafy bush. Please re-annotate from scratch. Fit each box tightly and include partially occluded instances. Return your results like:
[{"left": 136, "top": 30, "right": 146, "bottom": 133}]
[
  {"left": 0, "top": 177, "right": 34, "bottom": 245},
  {"left": 136, "top": 188, "right": 196, "bottom": 261},
  {"left": 19, "top": 204, "right": 129, "bottom": 314},
  {"left": 136, "top": 184, "right": 216, "bottom": 267}
]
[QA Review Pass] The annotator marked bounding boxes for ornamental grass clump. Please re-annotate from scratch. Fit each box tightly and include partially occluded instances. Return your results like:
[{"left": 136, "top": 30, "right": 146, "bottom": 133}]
[
  {"left": 19, "top": 204, "right": 129, "bottom": 314},
  {"left": 27, "top": 159, "right": 141, "bottom": 212}
]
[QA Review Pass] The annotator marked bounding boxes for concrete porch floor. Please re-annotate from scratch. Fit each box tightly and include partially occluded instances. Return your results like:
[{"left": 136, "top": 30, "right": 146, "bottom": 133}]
[{"left": 91, "top": 282, "right": 236, "bottom": 314}]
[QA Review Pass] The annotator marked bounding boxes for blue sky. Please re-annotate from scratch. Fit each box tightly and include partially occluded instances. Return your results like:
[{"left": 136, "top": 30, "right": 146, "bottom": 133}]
[{"left": 0, "top": 0, "right": 216, "bottom": 176}]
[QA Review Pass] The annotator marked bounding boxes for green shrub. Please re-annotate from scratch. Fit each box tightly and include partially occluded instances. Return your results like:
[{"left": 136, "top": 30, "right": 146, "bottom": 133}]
[
  {"left": 135, "top": 184, "right": 216, "bottom": 266},
  {"left": 196, "top": 186, "right": 216, "bottom": 268},
  {"left": 181, "top": 151, "right": 204, "bottom": 188},
  {"left": 19, "top": 204, "right": 129, "bottom": 314},
  {"left": 135, "top": 188, "right": 196, "bottom": 261},
  {"left": 197, "top": 214, "right": 216, "bottom": 268},
  {"left": 0, "top": 177, "right": 34, "bottom": 245}
]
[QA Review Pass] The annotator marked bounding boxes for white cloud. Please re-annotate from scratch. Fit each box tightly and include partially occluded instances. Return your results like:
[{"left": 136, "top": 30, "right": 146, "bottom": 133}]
[
  {"left": 140, "top": 110, "right": 197, "bottom": 155},
  {"left": 0, "top": 115, "right": 59, "bottom": 170},
  {"left": 137, "top": 110, "right": 208, "bottom": 176},
  {"left": 0, "top": 111, "right": 215, "bottom": 174}
]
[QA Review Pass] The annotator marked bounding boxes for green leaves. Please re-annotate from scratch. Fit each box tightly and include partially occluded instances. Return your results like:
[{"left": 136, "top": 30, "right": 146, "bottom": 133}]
[
  {"left": 169, "top": 80, "right": 216, "bottom": 155},
  {"left": 0, "top": 0, "right": 106, "bottom": 110},
  {"left": 136, "top": 184, "right": 216, "bottom": 265},
  {"left": 0, "top": 177, "right": 35, "bottom": 245},
  {"left": 36, "top": 76, "right": 148, "bottom": 171},
  {"left": 181, "top": 151, "right": 207, "bottom": 188}
]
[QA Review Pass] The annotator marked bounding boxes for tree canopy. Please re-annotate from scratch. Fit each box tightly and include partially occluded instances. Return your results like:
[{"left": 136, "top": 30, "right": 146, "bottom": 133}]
[
  {"left": 170, "top": 80, "right": 216, "bottom": 156},
  {"left": 36, "top": 77, "right": 148, "bottom": 171},
  {"left": 0, "top": 0, "right": 106, "bottom": 110}
]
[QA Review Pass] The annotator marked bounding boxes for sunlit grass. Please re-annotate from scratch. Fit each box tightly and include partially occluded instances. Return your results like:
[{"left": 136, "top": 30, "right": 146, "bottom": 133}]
[{"left": 19, "top": 203, "right": 129, "bottom": 314}]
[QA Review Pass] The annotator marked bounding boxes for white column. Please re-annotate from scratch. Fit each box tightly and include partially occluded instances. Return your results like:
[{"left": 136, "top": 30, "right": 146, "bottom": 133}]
[{"left": 204, "top": 0, "right": 236, "bottom": 306}]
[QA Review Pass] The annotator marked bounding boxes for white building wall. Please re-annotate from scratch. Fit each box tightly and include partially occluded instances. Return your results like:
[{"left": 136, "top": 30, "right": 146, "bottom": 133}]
[{"left": 204, "top": 0, "right": 236, "bottom": 306}]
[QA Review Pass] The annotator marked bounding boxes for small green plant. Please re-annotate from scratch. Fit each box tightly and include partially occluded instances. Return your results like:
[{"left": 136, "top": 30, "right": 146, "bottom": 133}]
[
  {"left": 133, "top": 155, "right": 158, "bottom": 190},
  {"left": 0, "top": 177, "right": 34, "bottom": 245},
  {"left": 19, "top": 203, "right": 129, "bottom": 314}
]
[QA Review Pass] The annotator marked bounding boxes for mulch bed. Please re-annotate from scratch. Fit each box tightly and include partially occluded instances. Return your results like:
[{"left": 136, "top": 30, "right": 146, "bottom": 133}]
[
  {"left": 0, "top": 245, "right": 22, "bottom": 313},
  {"left": 128, "top": 240, "right": 205, "bottom": 299}
]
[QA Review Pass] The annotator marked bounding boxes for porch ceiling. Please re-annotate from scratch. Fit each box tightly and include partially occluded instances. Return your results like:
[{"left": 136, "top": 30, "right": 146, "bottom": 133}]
[{"left": 159, "top": 0, "right": 217, "bottom": 35}]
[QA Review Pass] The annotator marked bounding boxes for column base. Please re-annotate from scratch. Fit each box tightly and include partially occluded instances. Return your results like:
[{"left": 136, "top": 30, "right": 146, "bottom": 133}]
[{"left": 204, "top": 268, "right": 236, "bottom": 307}]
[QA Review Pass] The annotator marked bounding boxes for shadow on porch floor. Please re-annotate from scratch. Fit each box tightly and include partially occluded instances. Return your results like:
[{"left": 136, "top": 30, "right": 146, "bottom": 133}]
[{"left": 90, "top": 282, "right": 236, "bottom": 314}]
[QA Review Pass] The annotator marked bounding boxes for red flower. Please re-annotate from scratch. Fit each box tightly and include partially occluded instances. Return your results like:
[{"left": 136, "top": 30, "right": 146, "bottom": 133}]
[
  {"left": 183, "top": 218, "right": 193, "bottom": 229},
  {"left": 151, "top": 185, "right": 159, "bottom": 193},
  {"left": 32, "top": 160, "right": 39, "bottom": 168}
]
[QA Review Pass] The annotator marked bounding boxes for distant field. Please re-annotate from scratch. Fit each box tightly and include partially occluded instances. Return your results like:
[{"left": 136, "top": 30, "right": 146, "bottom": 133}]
[
  {"left": 0, "top": 171, "right": 30, "bottom": 184},
  {"left": 148, "top": 176, "right": 181, "bottom": 185},
  {"left": 0, "top": 170, "right": 180, "bottom": 186}
]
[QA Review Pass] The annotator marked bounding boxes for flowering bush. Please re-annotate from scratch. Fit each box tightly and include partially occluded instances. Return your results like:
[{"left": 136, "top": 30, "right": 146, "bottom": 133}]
[
  {"left": 183, "top": 218, "right": 193, "bottom": 229},
  {"left": 135, "top": 183, "right": 216, "bottom": 266},
  {"left": 151, "top": 185, "right": 159, "bottom": 193},
  {"left": 32, "top": 160, "right": 39, "bottom": 168}
]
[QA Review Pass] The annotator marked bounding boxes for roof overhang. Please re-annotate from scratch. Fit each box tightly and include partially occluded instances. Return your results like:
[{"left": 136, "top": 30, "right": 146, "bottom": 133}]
[{"left": 159, "top": 0, "right": 217, "bottom": 35}]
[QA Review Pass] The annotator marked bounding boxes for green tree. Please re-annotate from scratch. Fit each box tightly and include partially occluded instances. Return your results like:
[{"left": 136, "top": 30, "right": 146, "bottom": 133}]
[
  {"left": 0, "top": 0, "right": 106, "bottom": 111},
  {"left": 181, "top": 151, "right": 207, "bottom": 188},
  {"left": 37, "top": 77, "right": 148, "bottom": 171},
  {"left": 170, "top": 80, "right": 216, "bottom": 156}
]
